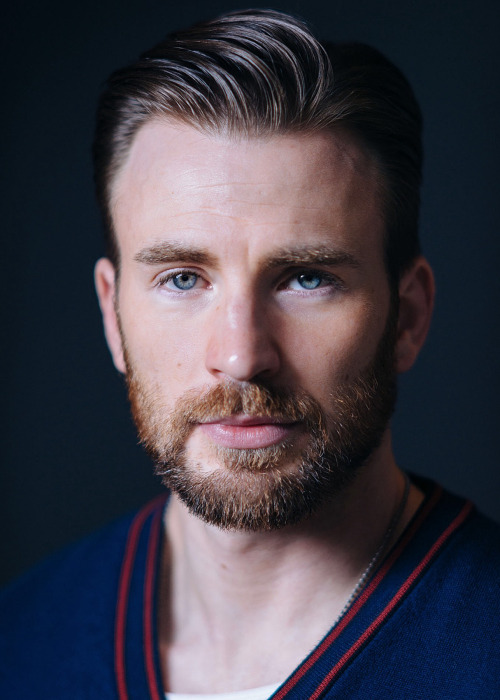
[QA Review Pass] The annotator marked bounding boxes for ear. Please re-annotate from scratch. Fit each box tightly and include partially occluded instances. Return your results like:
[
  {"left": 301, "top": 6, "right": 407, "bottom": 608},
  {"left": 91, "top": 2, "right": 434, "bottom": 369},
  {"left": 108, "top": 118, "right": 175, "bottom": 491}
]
[
  {"left": 94, "top": 258, "right": 126, "bottom": 374},
  {"left": 395, "top": 256, "right": 435, "bottom": 374}
]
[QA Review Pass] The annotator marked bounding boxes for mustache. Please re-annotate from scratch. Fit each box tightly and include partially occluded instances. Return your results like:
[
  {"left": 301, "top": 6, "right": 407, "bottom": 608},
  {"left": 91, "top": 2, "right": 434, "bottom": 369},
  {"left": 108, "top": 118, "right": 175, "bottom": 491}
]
[{"left": 168, "top": 382, "right": 326, "bottom": 428}]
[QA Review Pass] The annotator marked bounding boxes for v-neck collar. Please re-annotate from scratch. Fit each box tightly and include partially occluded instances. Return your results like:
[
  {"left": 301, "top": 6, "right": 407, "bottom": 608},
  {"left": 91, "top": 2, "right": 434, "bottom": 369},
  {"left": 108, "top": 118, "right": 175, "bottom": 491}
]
[{"left": 113, "top": 481, "right": 473, "bottom": 700}]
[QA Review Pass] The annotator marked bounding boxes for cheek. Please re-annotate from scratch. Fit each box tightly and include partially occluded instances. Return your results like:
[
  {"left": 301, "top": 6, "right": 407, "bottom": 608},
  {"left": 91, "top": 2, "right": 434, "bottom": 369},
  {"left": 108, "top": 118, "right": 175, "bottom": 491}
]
[
  {"left": 117, "top": 295, "right": 206, "bottom": 392},
  {"left": 281, "top": 309, "right": 384, "bottom": 393},
  {"left": 129, "top": 335, "right": 206, "bottom": 393}
]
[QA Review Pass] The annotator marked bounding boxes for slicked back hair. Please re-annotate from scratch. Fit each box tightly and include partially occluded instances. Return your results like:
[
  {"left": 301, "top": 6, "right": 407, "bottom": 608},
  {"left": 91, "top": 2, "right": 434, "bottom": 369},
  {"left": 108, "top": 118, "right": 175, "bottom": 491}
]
[{"left": 93, "top": 9, "right": 422, "bottom": 287}]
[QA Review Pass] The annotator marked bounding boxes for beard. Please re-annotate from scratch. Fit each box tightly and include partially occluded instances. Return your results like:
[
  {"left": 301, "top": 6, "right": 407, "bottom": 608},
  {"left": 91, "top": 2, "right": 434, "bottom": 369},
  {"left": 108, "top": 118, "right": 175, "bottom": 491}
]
[{"left": 123, "top": 312, "right": 398, "bottom": 532}]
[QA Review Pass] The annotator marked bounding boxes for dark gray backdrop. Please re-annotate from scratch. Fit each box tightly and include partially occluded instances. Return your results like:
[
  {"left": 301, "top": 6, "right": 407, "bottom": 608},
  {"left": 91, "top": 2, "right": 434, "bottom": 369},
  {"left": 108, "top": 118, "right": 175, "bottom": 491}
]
[{"left": 2, "top": 0, "right": 499, "bottom": 585}]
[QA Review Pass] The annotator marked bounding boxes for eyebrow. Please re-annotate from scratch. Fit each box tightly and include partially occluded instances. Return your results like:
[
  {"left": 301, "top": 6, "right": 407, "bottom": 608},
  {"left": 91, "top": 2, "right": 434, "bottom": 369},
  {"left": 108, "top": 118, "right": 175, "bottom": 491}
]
[
  {"left": 134, "top": 242, "right": 217, "bottom": 266},
  {"left": 133, "top": 241, "right": 361, "bottom": 270},
  {"left": 264, "top": 246, "right": 361, "bottom": 270}
]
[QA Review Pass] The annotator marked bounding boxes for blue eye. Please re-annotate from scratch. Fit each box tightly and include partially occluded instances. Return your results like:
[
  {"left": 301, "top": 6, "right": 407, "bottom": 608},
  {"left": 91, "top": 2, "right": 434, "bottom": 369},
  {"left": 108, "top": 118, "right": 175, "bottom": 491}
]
[
  {"left": 170, "top": 272, "right": 198, "bottom": 290},
  {"left": 296, "top": 272, "right": 323, "bottom": 290},
  {"left": 284, "top": 270, "right": 341, "bottom": 293}
]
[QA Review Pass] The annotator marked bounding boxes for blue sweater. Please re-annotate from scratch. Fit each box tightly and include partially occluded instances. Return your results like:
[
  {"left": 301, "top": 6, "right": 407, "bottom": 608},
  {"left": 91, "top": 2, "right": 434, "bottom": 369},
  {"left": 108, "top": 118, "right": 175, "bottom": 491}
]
[{"left": 1, "top": 480, "right": 499, "bottom": 699}]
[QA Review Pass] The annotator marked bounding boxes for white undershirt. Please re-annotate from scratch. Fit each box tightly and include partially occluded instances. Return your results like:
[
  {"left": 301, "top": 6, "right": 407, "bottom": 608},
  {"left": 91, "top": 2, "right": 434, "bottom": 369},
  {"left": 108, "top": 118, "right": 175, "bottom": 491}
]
[{"left": 165, "top": 683, "right": 281, "bottom": 700}]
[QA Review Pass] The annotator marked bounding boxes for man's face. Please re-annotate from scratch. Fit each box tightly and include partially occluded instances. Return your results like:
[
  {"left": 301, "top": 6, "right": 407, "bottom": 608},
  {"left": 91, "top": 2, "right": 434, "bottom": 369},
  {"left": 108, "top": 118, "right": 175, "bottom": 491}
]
[{"left": 103, "top": 121, "right": 396, "bottom": 530}]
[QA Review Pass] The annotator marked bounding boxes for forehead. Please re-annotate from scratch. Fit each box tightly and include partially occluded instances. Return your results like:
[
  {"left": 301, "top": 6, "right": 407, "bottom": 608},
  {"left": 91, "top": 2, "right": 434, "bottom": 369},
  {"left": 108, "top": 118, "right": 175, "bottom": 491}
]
[{"left": 110, "top": 121, "right": 385, "bottom": 264}]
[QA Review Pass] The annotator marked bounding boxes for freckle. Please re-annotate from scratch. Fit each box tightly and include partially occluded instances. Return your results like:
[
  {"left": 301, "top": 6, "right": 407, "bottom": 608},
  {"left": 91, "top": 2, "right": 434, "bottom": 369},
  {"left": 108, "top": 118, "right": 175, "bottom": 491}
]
[{"left": 177, "top": 362, "right": 182, "bottom": 368}]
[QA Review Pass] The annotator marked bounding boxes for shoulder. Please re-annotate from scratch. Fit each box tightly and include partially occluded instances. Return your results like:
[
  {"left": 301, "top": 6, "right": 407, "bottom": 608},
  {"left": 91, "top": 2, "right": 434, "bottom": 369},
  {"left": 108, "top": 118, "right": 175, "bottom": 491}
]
[
  {"left": 427, "top": 482, "right": 500, "bottom": 579},
  {"left": 455, "top": 507, "right": 500, "bottom": 563},
  {"left": 1, "top": 508, "right": 133, "bottom": 620},
  {"left": 432, "top": 505, "right": 500, "bottom": 614},
  {"left": 0, "top": 496, "right": 167, "bottom": 699},
  {"left": 326, "top": 484, "right": 500, "bottom": 699},
  {"left": 374, "top": 485, "right": 500, "bottom": 697},
  {"left": 410, "top": 478, "right": 500, "bottom": 615}
]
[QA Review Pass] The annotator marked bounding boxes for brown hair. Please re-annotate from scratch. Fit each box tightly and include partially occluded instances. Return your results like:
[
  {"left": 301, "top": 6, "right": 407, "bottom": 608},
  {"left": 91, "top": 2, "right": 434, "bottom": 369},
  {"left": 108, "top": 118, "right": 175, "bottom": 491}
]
[{"left": 93, "top": 9, "right": 422, "bottom": 286}]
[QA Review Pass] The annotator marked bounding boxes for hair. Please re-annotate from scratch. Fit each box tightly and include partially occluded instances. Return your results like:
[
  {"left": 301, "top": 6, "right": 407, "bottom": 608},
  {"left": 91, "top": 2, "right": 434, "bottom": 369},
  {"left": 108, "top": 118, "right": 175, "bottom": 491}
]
[{"left": 93, "top": 8, "right": 423, "bottom": 287}]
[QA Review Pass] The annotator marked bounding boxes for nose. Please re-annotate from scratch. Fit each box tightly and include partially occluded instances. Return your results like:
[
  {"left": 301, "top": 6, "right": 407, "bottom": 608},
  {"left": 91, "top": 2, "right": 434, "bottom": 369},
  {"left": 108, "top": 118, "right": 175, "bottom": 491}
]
[{"left": 205, "top": 295, "right": 281, "bottom": 382}]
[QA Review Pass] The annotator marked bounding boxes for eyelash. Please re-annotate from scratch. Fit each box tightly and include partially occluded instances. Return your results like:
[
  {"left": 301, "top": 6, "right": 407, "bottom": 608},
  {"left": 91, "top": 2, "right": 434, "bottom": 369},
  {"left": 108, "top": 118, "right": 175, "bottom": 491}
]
[
  {"left": 155, "top": 268, "right": 345, "bottom": 294},
  {"left": 155, "top": 269, "right": 205, "bottom": 292},
  {"left": 280, "top": 269, "right": 345, "bottom": 293}
]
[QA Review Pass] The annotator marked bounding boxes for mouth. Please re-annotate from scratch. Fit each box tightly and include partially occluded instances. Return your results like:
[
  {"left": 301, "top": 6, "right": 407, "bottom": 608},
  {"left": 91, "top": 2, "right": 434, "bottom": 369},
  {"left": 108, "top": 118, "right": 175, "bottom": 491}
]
[{"left": 197, "top": 414, "right": 300, "bottom": 449}]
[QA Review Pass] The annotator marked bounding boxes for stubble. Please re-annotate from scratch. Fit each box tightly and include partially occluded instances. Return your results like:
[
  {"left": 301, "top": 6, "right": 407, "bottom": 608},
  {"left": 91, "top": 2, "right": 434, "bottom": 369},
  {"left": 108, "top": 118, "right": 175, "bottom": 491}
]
[{"left": 123, "top": 311, "right": 398, "bottom": 531}]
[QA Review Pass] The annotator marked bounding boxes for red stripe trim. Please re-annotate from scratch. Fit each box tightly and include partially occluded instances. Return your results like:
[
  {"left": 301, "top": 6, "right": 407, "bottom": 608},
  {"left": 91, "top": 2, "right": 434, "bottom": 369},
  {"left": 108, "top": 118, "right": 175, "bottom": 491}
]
[
  {"left": 273, "top": 484, "right": 443, "bottom": 700},
  {"left": 308, "top": 500, "right": 473, "bottom": 699},
  {"left": 143, "top": 504, "right": 164, "bottom": 700},
  {"left": 114, "top": 496, "right": 167, "bottom": 700}
]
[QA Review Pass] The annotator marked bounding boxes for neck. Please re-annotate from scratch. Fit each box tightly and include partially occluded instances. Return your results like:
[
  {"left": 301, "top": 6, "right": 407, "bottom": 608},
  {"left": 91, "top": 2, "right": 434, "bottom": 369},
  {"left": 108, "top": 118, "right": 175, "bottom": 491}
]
[{"left": 158, "top": 434, "right": 423, "bottom": 693}]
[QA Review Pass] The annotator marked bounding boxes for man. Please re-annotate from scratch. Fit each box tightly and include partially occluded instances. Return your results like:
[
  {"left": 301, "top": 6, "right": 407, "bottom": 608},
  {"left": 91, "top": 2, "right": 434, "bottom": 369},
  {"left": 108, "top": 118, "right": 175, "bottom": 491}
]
[{"left": 1, "top": 9, "right": 499, "bottom": 699}]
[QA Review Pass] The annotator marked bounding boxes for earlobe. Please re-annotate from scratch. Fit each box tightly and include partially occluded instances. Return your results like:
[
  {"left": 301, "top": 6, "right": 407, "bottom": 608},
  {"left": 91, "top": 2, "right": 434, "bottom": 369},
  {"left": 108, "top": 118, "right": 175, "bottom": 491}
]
[
  {"left": 94, "top": 258, "right": 126, "bottom": 374},
  {"left": 395, "top": 256, "right": 435, "bottom": 374}
]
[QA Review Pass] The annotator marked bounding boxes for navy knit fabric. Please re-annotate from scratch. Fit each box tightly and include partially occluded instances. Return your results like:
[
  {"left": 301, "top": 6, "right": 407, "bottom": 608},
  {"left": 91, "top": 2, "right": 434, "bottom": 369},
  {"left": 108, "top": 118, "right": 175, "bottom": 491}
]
[{"left": 1, "top": 482, "right": 499, "bottom": 699}]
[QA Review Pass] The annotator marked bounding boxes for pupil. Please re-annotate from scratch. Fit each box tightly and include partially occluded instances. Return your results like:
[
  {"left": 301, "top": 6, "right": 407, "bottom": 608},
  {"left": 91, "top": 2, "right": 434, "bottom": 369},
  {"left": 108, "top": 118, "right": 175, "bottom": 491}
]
[
  {"left": 299, "top": 273, "right": 320, "bottom": 289},
  {"left": 174, "top": 273, "right": 196, "bottom": 290}
]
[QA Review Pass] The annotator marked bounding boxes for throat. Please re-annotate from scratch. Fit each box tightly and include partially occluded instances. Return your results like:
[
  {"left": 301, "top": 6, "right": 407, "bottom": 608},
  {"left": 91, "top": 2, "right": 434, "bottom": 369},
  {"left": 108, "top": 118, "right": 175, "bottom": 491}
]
[{"left": 157, "top": 468, "right": 419, "bottom": 694}]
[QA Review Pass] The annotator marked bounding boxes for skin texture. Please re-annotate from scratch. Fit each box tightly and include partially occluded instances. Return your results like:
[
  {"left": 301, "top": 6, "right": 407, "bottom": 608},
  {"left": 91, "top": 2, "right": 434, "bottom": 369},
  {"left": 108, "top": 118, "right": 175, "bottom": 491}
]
[{"left": 95, "top": 121, "right": 434, "bottom": 692}]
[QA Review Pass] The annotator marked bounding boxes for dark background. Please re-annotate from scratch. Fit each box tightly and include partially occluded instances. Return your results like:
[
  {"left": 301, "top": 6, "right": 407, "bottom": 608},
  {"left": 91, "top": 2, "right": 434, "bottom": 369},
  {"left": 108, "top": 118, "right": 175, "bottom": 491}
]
[{"left": 2, "top": 0, "right": 499, "bottom": 586}]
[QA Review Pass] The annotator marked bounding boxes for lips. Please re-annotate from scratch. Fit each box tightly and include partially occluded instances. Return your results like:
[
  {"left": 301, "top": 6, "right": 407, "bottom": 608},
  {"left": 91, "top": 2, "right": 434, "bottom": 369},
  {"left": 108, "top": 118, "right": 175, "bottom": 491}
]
[{"left": 197, "top": 415, "right": 299, "bottom": 449}]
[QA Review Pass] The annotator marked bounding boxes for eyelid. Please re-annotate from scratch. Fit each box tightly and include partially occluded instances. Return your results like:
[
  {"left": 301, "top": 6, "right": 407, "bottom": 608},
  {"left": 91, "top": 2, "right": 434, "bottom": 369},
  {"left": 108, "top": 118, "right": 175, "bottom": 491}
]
[
  {"left": 154, "top": 267, "right": 206, "bottom": 291},
  {"left": 152, "top": 265, "right": 345, "bottom": 294},
  {"left": 279, "top": 267, "right": 346, "bottom": 291}
]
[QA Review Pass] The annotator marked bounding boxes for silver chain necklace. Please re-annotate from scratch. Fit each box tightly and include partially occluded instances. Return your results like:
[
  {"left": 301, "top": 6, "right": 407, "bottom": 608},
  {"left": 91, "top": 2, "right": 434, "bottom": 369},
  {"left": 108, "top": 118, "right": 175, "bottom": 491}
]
[{"left": 334, "top": 472, "right": 411, "bottom": 626}]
